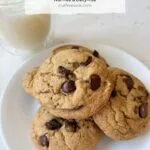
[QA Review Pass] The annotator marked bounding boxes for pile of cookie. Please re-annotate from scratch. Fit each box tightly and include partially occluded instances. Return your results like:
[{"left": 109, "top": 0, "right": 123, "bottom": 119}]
[{"left": 22, "top": 45, "right": 150, "bottom": 150}]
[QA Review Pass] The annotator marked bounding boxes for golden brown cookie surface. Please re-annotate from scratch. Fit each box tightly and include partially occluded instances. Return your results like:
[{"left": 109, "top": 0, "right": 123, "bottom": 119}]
[{"left": 94, "top": 68, "right": 150, "bottom": 140}]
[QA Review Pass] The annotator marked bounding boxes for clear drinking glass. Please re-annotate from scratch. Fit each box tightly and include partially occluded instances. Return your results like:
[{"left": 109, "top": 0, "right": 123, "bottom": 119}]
[{"left": 0, "top": 0, "right": 54, "bottom": 55}]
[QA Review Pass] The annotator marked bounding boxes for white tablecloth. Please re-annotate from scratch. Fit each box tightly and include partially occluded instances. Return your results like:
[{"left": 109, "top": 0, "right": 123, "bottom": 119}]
[{"left": 1, "top": 0, "right": 150, "bottom": 149}]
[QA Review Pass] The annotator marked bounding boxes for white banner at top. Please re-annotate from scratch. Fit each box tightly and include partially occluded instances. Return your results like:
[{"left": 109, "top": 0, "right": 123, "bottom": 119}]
[{"left": 25, "top": 0, "right": 126, "bottom": 14}]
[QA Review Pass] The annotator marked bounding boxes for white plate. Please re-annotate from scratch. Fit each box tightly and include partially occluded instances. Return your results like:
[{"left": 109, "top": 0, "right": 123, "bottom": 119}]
[{"left": 1, "top": 43, "right": 150, "bottom": 150}]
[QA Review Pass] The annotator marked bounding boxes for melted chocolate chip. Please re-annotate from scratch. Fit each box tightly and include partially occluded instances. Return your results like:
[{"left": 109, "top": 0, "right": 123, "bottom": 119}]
[
  {"left": 122, "top": 75, "right": 134, "bottom": 90},
  {"left": 81, "top": 56, "right": 92, "bottom": 66},
  {"left": 45, "top": 119, "right": 62, "bottom": 130},
  {"left": 89, "top": 74, "right": 101, "bottom": 91},
  {"left": 39, "top": 135, "right": 49, "bottom": 147},
  {"left": 65, "top": 120, "right": 79, "bottom": 132},
  {"left": 139, "top": 103, "right": 148, "bottom": 118},
  {"left": 61, "top": 80, "right": 76, "bottom": 94},
  {"left": 93, "top": 50, "right": 99, "bottom": 57},
  {"left": 106, "top": 63, "right": 109, "bottom": 67},
  {"left": 58, "top": 66, "right": 73, "bottom": 78},
  {"left": 111, "top": 90, "right": 117, "bottom": 97}
]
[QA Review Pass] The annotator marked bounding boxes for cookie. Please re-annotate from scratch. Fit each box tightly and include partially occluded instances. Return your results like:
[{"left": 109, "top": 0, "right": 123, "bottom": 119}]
[
  {"left": 22, "top": 67, "right": 39, "bottom": 95},
  {"left": 30, "top": 45, "right": 113, "bottom": 119},
  {"left": 31, "top": 106, "right": 101, "bottom": 150},
  {"left": 93, "top": 68, "right": 150, "bottom": 140}
]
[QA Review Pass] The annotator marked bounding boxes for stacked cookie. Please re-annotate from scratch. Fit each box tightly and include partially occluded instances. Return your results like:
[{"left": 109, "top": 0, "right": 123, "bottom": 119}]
[{"left": 22, "top": 45, "right": 150, "bottom": 150}]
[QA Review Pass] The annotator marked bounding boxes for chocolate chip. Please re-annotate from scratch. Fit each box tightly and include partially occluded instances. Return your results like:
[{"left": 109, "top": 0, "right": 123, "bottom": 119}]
[
  {"left": 65, "top": 120, "right": 79, "bottom": 132},
  {"left": 122, "top": 75, "right": 134, "bottom": 90},
  {"left": 106, "top": 63, "right": 109, "bottom": 67},
  {"left": 81, "top": 56, "right": 92, "bottom": 66},
  {"left": 111, "top": 90, "right": 117, "bottom": 97},
  {"left": 39, "top": 135, "right": 49, "bottom": 147},
  {"left": 72, "top": 46, "right": 79, "bottom": 49},
  {"left": 89, "top": 74, "right": 101, "bottom": 91},
  {"left": 139, "top": 103, "right": 148, "bottom": 118},
  {"left": 93, "top": 50, "right": 99, "bottom": 57},
  {"left": 45, "top": 119, "right": 62, "bottom": 130},
  {"left": 61, "top": 80, "right": 76, "bottom": 94},
  {"left": 58, "top": 66, "right": 72, "bottom": 78}
]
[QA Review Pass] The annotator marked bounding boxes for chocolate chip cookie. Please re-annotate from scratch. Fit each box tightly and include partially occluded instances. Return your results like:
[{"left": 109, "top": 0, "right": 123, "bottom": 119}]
[
  {"left": 31, "top": 107, "right": 101, "bottom": 150},
  {"left": 30, "top": 45, "right": 113, "bottom": 119},
  {"left": 93, "top": 68, "right": 150, "bottom": 140}
]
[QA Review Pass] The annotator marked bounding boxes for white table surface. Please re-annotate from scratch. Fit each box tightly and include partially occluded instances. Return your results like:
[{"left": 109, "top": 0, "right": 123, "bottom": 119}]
[{"left": 1, "top": 0, "right": 150, "bottom": 149}]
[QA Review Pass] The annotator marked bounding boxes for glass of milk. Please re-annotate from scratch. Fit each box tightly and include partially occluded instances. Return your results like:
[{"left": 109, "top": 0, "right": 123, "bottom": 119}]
[{"left": 0, "top": 0, "right": 53, "bottom": 55}]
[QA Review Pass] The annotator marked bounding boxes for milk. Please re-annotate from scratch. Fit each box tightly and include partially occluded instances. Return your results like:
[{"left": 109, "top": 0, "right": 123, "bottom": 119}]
[{"left": 0, "top": 14, "right": 51, "bottom": 51}]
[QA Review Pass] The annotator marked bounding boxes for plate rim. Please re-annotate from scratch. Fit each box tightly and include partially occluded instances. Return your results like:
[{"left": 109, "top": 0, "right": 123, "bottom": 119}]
[{"left": 0, "top": 42, "right": 150, "bottom": 150}]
